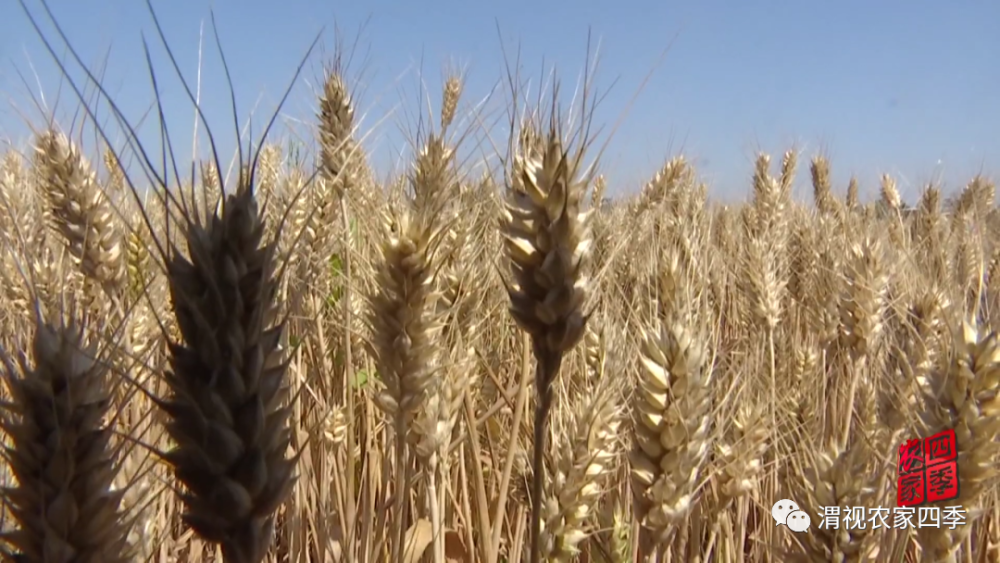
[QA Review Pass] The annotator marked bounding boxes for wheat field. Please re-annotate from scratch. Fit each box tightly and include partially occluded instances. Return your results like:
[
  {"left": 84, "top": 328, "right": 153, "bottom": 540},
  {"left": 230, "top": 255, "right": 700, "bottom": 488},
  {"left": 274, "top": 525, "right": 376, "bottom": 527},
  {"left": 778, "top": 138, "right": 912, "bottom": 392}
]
[{"left": 0, "top": 5, "right": 998, "bottom": 563}]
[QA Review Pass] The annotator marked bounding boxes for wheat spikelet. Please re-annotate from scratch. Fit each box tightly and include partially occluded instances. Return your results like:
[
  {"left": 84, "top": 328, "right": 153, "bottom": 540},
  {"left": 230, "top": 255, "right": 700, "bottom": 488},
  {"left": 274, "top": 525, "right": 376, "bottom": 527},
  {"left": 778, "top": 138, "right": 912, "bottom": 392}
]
[
  {"left": 914, "top": 186, "right": 954, "bottom": 287},
  {"left": 788, "top": 341, "right": 820, "bottom": 429},
  {"left": 440, "top": 185, "right": 488, "bottom": 347},
  {"left": 915, "top": 185, "right": 944, "bottom": 244},
  {"left": 582, "top": 321, "right": 606, "bottom": 383},
  {"left": 749, "top": 154, "right": 788, "bottom": 242},
  {"left": 369, "top": 200, "right": 448, "bottom": 429},
  {"left": 409, "top": 121, "right": 479, "bottom": 520},
  {"left": 1, "top": 150, "right": 26, "bottom": 195},
  {"left": 411, "top": 134, "right": 458, "bottom": 220},
  {"left": 639, "top": 157, "right": 692, "bottom": 214},
  {"left": 25, "top": 246, "right": 69, "bottom": 315},
  {"left": 199, "top": 160, "right": 222, "bottom": 217},
  {"left": 255, "top": 144, "right": 283, "bottom": 240},
  {"left": 742, "top": 234, "right": 785, "bottom": 331},
  {"left": 654, "top": 236, "right": 688, "bottom": 322},
  {"left": 779, "top": 149, "right": 797, "bottom": 194},
  {"left": 278, "top": 167, "right": 311, "bottom": 273},
  {"left": 787, "top": 217, "right": 819, "bottom": 307},
  {"left": 366, "top": 196, "right": 450, "bottom": 561},
  {"left": 591, "top": 174, "right": 607, "bottom": 210},
  {"left": 969, "top": 175, "right": 995, "bottom": 210},
  {"left": 953, "top": 176, "right": 994, "bottom": 222},
  {"left": 987, "top": 247, "right": 1000, "bottom": 300},
  {"left": 256, "top": 144, "right": 282, "bottom": 198},
  {"left": 0, "top": 312, "right": 131, "bottom": 562},
  {"left": 955, "top": 214, "right": 986, "bottom": 304},
  {"left": 124, "top": 228, "right": 151, "bottom": 303},
  {"left": 411, "top": 346, "right": 468, "bottom": 464},
  {"left": 158, "top": 179, "right": 295, "bottom": 563}
]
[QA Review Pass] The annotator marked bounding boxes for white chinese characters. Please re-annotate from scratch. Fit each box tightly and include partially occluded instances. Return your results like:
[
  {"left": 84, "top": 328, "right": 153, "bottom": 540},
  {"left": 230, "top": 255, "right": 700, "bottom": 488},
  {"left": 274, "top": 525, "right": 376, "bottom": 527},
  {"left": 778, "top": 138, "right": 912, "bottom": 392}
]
[{"left": 817, "top": 506, "right": 966, "bottom": 530}]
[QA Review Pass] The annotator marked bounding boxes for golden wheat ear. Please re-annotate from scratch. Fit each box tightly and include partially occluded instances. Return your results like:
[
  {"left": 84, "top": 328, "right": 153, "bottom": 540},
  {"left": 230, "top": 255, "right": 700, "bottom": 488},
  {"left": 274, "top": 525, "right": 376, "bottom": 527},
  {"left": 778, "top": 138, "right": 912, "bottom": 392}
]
[
  {"left": 33, "top": 129, "right": 127, "bottom": 299},
  {"left": 502, "top": 117, "right": 595, "bottom": 563},
  {"left": 0, "top": 312, "right": 131, "bottom": 563}
]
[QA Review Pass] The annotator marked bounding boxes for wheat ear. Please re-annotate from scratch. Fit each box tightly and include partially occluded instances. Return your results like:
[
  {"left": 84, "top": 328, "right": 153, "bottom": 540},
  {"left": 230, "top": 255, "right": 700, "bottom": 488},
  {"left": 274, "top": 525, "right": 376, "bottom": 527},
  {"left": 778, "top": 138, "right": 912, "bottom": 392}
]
[
  {"left": 916, "top": 319, "right": 1000, "bottom": 562},
  {"left": 367, "top": 206, "right": 448, "bottom": 563},
  {"left": 502, "top": 121, "right": 593, "bottom": 563},
  {"left": 33, "top": 130, "right": 126, "bottom": 299},
  {"left": 316, "top": 65, "right": 366, "bottom": 556},
  {"left": 539, "top": 371, "right": 621, "bottom": 560},
  {"left": 630, "top": 320, "right": 714, "bottom": 557},
  {"left": 793, "top": 439, "right": 883, "bottom": 562},
  {"left": 0, "top": 312, "right": 131, "bottom": 562},
  {"left": 846, "top": 176, "right": 860, "bottom": 210},
  {"left": 158, "top": 179, "right": 295, "bottom": 563}
]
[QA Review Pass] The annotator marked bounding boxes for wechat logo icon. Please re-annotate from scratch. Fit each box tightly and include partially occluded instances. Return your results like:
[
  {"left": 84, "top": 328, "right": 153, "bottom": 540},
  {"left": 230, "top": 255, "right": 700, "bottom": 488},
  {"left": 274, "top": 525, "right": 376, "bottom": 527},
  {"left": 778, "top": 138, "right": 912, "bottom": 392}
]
[{"left": 772, "top": 499, "right": 811, "bottom": 533}]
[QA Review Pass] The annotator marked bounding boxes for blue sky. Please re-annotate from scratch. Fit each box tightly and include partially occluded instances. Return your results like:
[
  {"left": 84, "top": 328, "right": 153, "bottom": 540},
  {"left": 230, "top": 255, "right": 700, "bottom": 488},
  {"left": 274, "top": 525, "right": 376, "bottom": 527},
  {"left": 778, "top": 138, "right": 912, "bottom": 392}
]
[{"left": 0, "top": 0, "right": 997, "bottom": 203}]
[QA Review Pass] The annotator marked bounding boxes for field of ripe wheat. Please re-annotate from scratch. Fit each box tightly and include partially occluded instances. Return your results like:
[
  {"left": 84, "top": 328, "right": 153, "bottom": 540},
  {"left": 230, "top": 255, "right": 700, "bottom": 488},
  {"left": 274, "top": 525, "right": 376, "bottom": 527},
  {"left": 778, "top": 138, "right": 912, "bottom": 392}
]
[{"left": 1, "top": 10, "right": 999, "bottom": 563}]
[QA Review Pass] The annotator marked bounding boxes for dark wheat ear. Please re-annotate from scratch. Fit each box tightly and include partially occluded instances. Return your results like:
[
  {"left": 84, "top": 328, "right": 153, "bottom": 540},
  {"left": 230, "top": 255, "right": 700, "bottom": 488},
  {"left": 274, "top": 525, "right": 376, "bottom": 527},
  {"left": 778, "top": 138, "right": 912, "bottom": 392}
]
[
  {"left": 0, "top": 310, "right": 131, "bottom": 563},
  {"left": 157, "top": 174, "right": 296, "bottom": 563},
  {"left": 14, "top": 13, "right": 313, "bottom": 562}
]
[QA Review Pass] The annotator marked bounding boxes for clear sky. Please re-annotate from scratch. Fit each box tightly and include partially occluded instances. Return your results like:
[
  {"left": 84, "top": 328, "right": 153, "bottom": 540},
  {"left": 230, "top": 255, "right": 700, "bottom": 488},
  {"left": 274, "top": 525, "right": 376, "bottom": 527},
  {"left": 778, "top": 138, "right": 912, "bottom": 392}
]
[{"left": 1, "top": 0, "right": 997, "bottom": 203}]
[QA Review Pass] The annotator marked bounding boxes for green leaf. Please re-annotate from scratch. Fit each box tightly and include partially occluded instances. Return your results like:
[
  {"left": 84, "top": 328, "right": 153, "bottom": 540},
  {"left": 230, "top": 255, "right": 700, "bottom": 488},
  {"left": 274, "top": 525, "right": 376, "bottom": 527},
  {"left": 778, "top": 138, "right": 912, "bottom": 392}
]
[
  {"left": 325, "top": 252, "right": 345, "bottom": 307},
  {"left": 329, "top": 252, "right": 344, "bottom": 278},
  {"left": 352, "top": 369, "right": 369, "bottom": 389}
]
